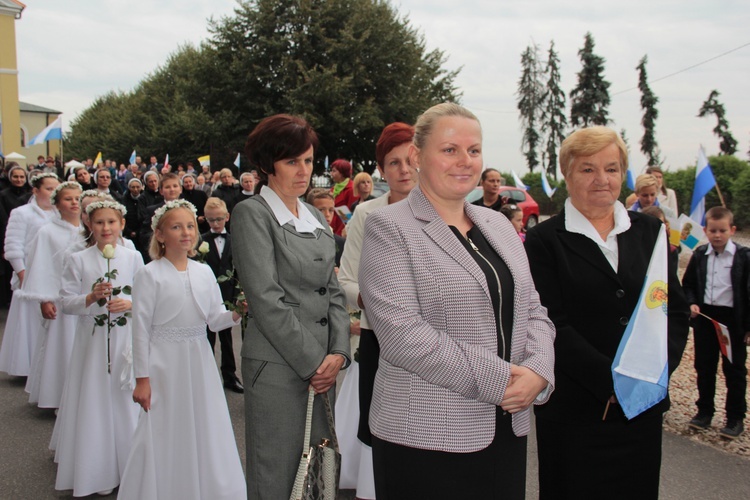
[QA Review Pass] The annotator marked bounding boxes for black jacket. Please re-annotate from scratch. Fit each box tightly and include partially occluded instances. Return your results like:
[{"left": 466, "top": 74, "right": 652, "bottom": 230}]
[
  {"left": 525, "top": 210, "right": 690, "bottom": 423},
  {"left": 682, "top": 242, "right": 750, "bottom": 332},
  {"left": 199, "top": 231, "right": 237, "bottom": 302}
]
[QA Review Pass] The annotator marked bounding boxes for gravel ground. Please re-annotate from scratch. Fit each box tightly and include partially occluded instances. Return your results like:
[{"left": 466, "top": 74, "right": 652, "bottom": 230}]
[{"left": 664, "top": 231, "right": 750, "bottom": 458}]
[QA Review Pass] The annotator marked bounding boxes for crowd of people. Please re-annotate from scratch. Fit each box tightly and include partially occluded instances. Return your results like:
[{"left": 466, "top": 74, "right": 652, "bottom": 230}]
[{"left": 0, "top": 102, "right": 745, "bottom": 500}]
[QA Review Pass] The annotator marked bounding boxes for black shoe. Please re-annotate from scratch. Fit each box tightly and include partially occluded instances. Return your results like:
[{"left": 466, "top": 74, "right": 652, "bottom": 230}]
[
  {"left": 224, "top": 378, "right": 244, "bottom": 394},
  {"left": 688, "top": 413, "right": 712, "bottom": 430},
  {"left": 719, "top": 420, "right": 744, "bottom": 439}
]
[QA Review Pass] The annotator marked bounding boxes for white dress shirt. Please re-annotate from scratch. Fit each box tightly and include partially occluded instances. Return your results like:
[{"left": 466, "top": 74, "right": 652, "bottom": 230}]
[
  {"left": 259, "top": 185, "right": 324, "bottom": 234},
  {"left": 704, "top": 239, "right": 735, "bottom": 307},
  {"left": 211, "top": 230, "right": 227, "bottom": 257},
  {"left": 564, "top": 198, "right": 631, "bottom": 273}
]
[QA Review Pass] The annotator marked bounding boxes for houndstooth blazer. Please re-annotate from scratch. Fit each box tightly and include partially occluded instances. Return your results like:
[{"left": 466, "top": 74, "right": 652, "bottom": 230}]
[{"left": 359, "top": 187, "right": 555, "bottom": 453}]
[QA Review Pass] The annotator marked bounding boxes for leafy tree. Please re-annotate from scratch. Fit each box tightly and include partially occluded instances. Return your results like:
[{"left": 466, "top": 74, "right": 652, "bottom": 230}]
[
  {"left": 698, "top": 90, "right": 738, "bottom": 155},
  {"left": 636, "top": 55, "right": 661, "bottom": 166},
  {"left": 540, "top": 41, "right": 566, "bottom": 179},
  {"left": 516, "top": 43, "right": 544, "bottom": 173},
  {"left": 730, "top": 168, "right": 750, "bottom": 228},
  {"left": 67, "top": 0, "right": 461, "bottom": 170},
  {"left": 569, "top": 32, "right": 611, "bottom": 127}
]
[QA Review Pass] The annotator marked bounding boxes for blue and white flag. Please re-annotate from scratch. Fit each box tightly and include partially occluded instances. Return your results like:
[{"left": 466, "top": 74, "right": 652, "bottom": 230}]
[
  {"left": 29, "top": 116, "right": 63, "bottom": 145},
  {"left": 689, "top": 146, "right": 716, "bottom": 225},
  {"left": 541, "top": 171, "right": 556, "bottom": 199},
  {"left": 234, "top": 153, "right": 241, "bottom": 168},
  {"left": 129, "top": 150, "right": 137, "bottom": 165},
  {"left": 612, "top": 229, "right": 669, "bottom": 419},
  {"left": 324, "top": 156, "right": 329, "bottom": 171},
  {"left": 626, "top": 169, "right": 636, "bottom": 191},
  {"left": 512, "top": 170, "right": 529, "bottom": 191}
]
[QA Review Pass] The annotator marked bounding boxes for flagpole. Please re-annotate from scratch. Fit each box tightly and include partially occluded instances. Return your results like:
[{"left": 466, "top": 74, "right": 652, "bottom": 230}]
[{"left": 714, "top": 182, "right": 726, "bottom": 208}]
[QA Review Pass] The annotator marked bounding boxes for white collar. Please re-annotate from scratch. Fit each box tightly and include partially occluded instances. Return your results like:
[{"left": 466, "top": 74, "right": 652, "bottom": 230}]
[
  {"left": 259, "top": 185, "right": 324, "bottom": 234},
  {"left": 565, "top": 198, "right": 631, "bottom": 242},
  {"left": 705, "top": 239, "right": 736, "bottom": 256}
]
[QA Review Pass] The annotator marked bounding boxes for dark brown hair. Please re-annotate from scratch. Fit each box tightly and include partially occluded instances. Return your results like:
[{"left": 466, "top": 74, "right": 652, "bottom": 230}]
[{"left": 244, "top": 114, "right": 318, "bottom": 193}]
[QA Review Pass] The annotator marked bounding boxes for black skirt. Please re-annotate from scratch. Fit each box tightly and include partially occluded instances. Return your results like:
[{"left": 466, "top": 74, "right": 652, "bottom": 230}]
[
  {"left": 371, "top": 409, "right": 527, "bottom": 500},
  {"left": 536, "top": 415, "right": 663, "bottom": 500}
]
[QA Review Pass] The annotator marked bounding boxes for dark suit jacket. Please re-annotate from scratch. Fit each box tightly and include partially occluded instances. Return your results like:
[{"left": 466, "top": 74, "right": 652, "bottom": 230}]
[
  {"left": 525, "top": 209, "right": 690, "bottom": 423},
  {"left": 682, "top": 242, "right": 750, "bottom": 332},
  {"left": 200, "top": 231, "right": 236, "bottom": 302}
]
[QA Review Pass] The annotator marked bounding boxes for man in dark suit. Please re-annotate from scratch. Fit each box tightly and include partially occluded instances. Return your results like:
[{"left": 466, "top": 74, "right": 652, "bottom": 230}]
[{"left": 200, "top": 197, "right": 243, "bottom": 393}]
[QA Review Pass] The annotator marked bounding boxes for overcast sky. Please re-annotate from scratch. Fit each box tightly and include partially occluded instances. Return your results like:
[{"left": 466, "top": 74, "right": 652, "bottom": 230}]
[{"left": 16, "top": 0, "right": 750, "bottom": 176}]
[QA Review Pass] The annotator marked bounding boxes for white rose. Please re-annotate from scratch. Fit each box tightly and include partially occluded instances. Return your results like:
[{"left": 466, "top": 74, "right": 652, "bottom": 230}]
[
  {"left": 102, "top": 244, "right": 115, "bottom": 259},
  {"left": 198, "top": 241, "right": 210, "bottom": 254}
]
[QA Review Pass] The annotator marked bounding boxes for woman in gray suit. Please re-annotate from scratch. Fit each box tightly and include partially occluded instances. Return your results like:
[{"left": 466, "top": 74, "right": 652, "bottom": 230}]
[
  {"left": 359, "top": 103, "right": 556, "bottom": 499},
  {"left": 231, "top": 114, "right": 351, "bottom": 499}
]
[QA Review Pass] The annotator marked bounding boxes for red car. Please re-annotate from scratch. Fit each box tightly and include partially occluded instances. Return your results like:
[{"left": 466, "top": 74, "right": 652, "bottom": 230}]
[{"left": 466, "top": 186, "right": 540, "bottom": 229}]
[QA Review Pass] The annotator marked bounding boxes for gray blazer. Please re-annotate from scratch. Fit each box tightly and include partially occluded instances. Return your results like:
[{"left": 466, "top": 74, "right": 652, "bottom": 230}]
[
  {"left": 231, "top": 195, "right": 351, "bottom": 378},
  {"left": 359, "top": 187, "right": 555, "bottom": 453}
]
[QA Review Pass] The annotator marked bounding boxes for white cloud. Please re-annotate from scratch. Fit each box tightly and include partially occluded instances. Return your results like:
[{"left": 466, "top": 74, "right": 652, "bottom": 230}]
[{"left": 13, "top": 0, "right": 750, "bottom": 173}]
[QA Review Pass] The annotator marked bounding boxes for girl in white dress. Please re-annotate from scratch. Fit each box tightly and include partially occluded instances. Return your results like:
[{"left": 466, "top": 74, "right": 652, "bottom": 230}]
[
  {"left": 53, "top": 200, "right": 144, "bottom": 497},
  {"left": 119, "top": 200, "right": 246, "bottom": 500},
  {"left": 0, "top": 173, "right": 60, "bottom": 376},
  {"left": 25, "top": 181, "right": 83, "bottom": 408}
]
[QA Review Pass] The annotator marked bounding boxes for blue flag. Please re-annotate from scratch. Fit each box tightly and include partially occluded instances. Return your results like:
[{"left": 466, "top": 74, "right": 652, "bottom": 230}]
[
  {"left": 541, "top": 171, "right": 556, "bottom": 199},
  {"left": 129, "top": 150, "right": 136, "bottom": 165},
  {"left": 29, "top": 116, "right": 62, "bottom": 145},
  {"left": 626, "top": 169, "right": 636, "bottom": 191},
  {"left": 234, "top": 153, "right": 241, "bottom": 168},
  {"left": 512, "top": 170, "right": 529, "bottom": 191},
  {"left": 689, "top": 147, "right": 716, "bottom": 225},
  {"left": 612, "top": 230, "right": 669, "bottom": 419}
]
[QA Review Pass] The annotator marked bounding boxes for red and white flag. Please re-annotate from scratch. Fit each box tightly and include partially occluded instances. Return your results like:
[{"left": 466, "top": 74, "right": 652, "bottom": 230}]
[{"left": 709, "top": 318, "right": 733, "bottom": 364}]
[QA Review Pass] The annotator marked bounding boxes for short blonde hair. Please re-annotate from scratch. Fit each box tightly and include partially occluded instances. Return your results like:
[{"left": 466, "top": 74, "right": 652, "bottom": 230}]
[
  {"left": 352, "top": 172, "right": 373, "bottom": 198},
  {"left": 635, "top": 174, "right": 658, "bottom": 194},
  {"left": 148, "top": 206, "right": 199, "bottom": 260},
  {"left": 219, "top": 168, "right": 234, "bottom": 179},
  {"left": 413, "top": 103, "right": 480, "bottom": 150},
  {"left": 204, "top": 197, "right": 228, "bottom": 214},
  {"left": 559, "top": 126, "right": 628, "bottom": 179}
]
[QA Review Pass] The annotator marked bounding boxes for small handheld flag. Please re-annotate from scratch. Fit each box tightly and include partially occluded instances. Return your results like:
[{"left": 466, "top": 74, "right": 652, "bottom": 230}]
[
  {"left": 701, "top": 313, "right": 733, "bottom": 364},
  {"left": 689, "top": 146, "right": 716, "bottom": 225},
  {"left": 93, "top": 152, "right": 103, "bottom": 167},
  {"left": 163, "top": 154, "right": 170, "bottom": 171},
  {"left": 324, "top": 156, "right": 329, "bottom": 171},
  {"left": 234, "top": 153, "right": 241, "bottom": 168},
  {"left": 129, "top": 150, "right": 137, "bottom": 165},
  {"left": 541, "top": 172, "right": 556, "bottom": 199},
  {"left": 198, "top": 155, "right": 210, "bottom": 167},
  {"left": 29, "top": 116, "right": 63, "bottom": 145},
  {"left": 626, "top": 169, "right": 636, "bottom": 191},
  {"left": 512, "top": 170, "right": 529, "bottom": 191}
]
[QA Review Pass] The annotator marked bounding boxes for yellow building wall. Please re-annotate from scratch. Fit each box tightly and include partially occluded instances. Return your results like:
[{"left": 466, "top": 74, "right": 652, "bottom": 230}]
[{"left": 0, "top": 13, "right": 22, "bottom": 156}]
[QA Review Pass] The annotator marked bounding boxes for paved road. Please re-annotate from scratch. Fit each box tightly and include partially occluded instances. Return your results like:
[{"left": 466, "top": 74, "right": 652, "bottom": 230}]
[{"left": 1, "top": 310, "right": 749, "bottom": 499}]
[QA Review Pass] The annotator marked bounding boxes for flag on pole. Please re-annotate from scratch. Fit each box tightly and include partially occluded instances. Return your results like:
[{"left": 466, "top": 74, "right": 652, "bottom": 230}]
[
  {"left": 29, "top": 116, "right": 63, "bottom": 145},
  {"left": 690, "top": 146, "right": 716, "bottom": 225},
  {"left": 93, "top": 152, "right": 102, "bottom": 167},
  {"left": 198, "top": 155, "right": 210, "bottom": 167},
  {"left": 324, "top": 156, "right": 329, "bottom": 171},
  {"left": 129, "top": 150, "right": 137, "bottom": 165},
  {"left": 612, "top": 229, "right": 669, "bottom": 419},
  {"left": 541, "top": 172, "right": 556, "bottom": 199},
  {"left": 626, "top": 169, "right": 636, "bottom": 191},
  {"left": 163, "top": 154, "right": 170, "bottom": 171},
  {"left": 512, "top": 170, "right": 529, "bottom": 191},
  {"left": 708, "top": 316, "right": 733, "bottom": 364},
  {"left": 234, "top": 153, "right": 241, "bottom": 168}
]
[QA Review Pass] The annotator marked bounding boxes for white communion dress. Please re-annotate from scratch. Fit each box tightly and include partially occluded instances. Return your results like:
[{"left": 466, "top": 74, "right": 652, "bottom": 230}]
[
  {"left": 118, "top": 258, "right": 246, "bottom": 500},
  {"left": 24, "top": 218, "right": 84, "bottom": 408},
  {"left": 52, "top": 244, "right": 144, "bottom": 497}
]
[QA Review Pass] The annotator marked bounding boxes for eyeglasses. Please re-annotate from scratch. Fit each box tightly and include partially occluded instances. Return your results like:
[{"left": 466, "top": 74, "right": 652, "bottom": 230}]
[{"left": 206, "top": 217, "right": 227, "bottom": 224}]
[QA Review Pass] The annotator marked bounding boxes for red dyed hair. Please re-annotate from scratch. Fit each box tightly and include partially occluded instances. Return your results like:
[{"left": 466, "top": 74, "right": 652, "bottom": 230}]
[
  {"left": 330, "top": 159, "right": 352, "bottom": 179},
  {"left": 376, "top": 122, "right": 415, "bottom": 168}
]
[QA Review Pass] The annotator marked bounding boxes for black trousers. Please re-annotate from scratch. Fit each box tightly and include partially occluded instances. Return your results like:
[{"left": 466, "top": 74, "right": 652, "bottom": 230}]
[
  {"left": 207, "top": 327, "right": 237, "bottom": 382},
  {"left": 693, "top": 305, "right": 748, "bottom": 421},
  {"left": 357, "top": 328, "right": 379, "bottom": 445}
]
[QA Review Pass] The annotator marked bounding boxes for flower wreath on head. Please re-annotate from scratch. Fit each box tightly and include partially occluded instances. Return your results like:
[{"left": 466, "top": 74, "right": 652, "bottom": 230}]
[
  {"left": 29, "top": 171, "right": 59, "bottom": 185},
  {"left": 50, "top": 181, "right": 83, "bottom": 205},
  {"left": 151, "top": 199, "right": 197, "bottom": 231},
  {"left": 79, "top": 189, "right": 109, "bottom": 202},
  {"left": 85, "top": 199, "right": 128, "bottom": 217}
]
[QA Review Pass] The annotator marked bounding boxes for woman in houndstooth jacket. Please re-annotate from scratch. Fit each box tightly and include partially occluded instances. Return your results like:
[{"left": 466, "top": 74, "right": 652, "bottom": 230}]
[{"left": 359, "top": 103, "right": 556, "bottom": 499}]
